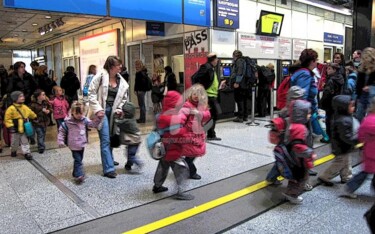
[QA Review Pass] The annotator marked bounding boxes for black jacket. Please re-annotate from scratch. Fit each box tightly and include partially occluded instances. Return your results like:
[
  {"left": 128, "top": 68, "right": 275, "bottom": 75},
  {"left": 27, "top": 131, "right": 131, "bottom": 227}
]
[
  {"left": 331, "top": 95, "right": 358, "bottom": 155},
  {"left": 164, "top": 72, "right": 177, "bottom": 91},
  {"left": 320, "top": 72, "right": 344, "bottom": 113},
  {"left": 0, "top": 68, "right": 8, "bottom": 98},
  {"left": 7, "top": 72, "right": 37, "bottom": 104},
  {"left": 356, "top": 71, "right": 375, "bottom": 99},
  {"left": 230, "top": 57, "right": 245, "bottom": 86},
  {"left": 195, "top": 62, "right": 216, "bottom": 90},
  {"left": 60, "top": 71, "right": 80, "bottom": 98},
  {"left": 134, "top": 70, "right": 150, "bottom": 92},
  {"left": 35, "top": 73, "right": 57, "bottom": 97}
]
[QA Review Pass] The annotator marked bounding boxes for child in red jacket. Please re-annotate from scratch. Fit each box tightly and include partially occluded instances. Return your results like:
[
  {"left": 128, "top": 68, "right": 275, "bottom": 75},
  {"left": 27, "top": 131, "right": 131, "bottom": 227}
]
[
  {"left": 180, "top": 84, "right": 211, "bottom": 180},
  {"left": 152, "top": 91, "right": 194, "bottom": 200}
]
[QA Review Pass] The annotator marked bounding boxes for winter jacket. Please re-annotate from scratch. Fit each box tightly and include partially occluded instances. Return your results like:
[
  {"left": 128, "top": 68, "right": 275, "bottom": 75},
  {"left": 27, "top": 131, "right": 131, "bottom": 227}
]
[
  {"left": 287, "top": 100, "right": 314, "bottom": 169},
  {"left": 88, "top": 69, "right": 129, "bottom": 135},
  {"left": 164, "top": 72, "right": 177, "bottom": 91},
  {"left": 49, "top": 96, "right": 69, "bottom": 120},
  {"left": 356, "top": 71, "right": 375, "bottom": 100},
  {"left": 230, "top": 57, "right": 245, "bottom": 88},
  {"left": 60, "top": 71, "right": 80, "bottom": 99},
  {"left": 157, "top": 91, "right": 187, "bottom": 161},
  {"left": 0, "top": 67, "right": 8, "bottom": 98},
  {"left": 57, "top": 116, "right": 100, "bottom": 151},
  {"left": 320, "top": 72, "right": 345, "bottom": 113},
  {"left": 194, "top": 62, "right": 216, "bottom": 90},
  {"left": 347, "top": 72, "right": 357, "bottom": 99},
  {"left": 7, "top": 72, "right": 37, "bottom": 104},
  {"left": 114, "top": 102, "right": 141, "bottom": 145},
  {"left": 4, "top": 103, "right": 37, "bottom": 133},
  {"left": 179, "top": 100, "right": 211, "bottom": 157},
  {"left": 134, "top": 70, "right": 150, "bottom": 92},
  {"left": 35, "top": 73, "right": 57, "bottom": 97},
  {"left": 30, "top": 99, "right": 52, "bottom": 128},
  {"left": 358, "top": 113, "right": 375, "bottom": 173},
  {"left": 291, "top": 68, "right": 318, "bottom": 113},
  {"left": 331, "top": 95, "right": 358, "bottom": 155}
]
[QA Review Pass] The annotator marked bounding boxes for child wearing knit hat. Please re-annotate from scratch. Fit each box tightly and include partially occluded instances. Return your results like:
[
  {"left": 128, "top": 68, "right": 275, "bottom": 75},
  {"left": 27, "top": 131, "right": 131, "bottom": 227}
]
[{"left": 4, "top": 91, "right": 37, "bottom": 160}]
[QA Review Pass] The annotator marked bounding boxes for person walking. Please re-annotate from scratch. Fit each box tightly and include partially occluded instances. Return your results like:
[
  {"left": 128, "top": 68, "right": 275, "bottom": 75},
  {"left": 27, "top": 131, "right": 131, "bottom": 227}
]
[{"left": 134, "top": 60, "right": 151, "bottom": 123}]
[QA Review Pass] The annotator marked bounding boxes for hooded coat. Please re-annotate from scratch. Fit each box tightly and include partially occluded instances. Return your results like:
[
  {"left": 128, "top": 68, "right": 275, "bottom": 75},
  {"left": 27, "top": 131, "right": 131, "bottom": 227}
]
[
  {"left": 358, "top": 113, "right": 375, "bottom": 173},
  {"left": 291, "top": 68, "right": 318, "bottom": 113},
  {"left": 157, "top": 91, "right": 187, "bottom": 161},
  {"left": 331, "top": 95, "right": 358, "bottom": 155},
  {"left": 179, "top": 100, "right": 211, "bottom": 157},
  {"left": 320, "top": 71, "right": 345, "bottom": 113}
]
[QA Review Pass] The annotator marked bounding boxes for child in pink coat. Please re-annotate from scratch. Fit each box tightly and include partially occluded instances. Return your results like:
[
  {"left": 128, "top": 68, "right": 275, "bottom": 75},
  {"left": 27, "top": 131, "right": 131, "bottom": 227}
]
[
  {"left": 57, "top": 101, "right": 102, "bottom": 184},
  {"left": 50, "top": 86, "right": 69, "bottom": 130},
  {"left": 345, "top": 97, "right": 375, "bottom": 198},
  {"left": 179, "top": 84, "right": 211, "bottom": 180}
]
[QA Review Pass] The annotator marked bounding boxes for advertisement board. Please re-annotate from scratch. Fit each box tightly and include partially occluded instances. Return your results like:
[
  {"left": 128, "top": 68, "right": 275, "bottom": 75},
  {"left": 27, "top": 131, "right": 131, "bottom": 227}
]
[
  {"left": 184, "top": 0, "right": 211, "bottom": 27},
  {"left": 146, "top": 22, "right": 165, "bottom": 36},
  {"left": 293, "top": 39, "right": 307, "bottom": 60},
  {"left": 79, "top": 30, "right": 119, "bottom": 90},
  {"left": 111, "top": 0, "right": 182, "bottom": 24},
  {"left": 238, "top": 33, "right": 279, "bottom": 59},
  {"left": 3, "top": 0, "right": 106, "bottom": 16},
  {"left": 184, "top": 29, "right": 209, "bottom": 89},
  {"left": 215, "top": 0, "right": 239, "bottom": 29}
]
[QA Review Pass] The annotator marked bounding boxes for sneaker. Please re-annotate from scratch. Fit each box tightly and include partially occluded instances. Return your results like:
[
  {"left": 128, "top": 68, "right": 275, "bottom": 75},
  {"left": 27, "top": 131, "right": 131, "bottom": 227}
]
[
  {"left": 308, "top": 169, "right": 318, "bottom": 176},
  {"left": 104, "top": 172, "right": 117, "bottom": 178},
  {"left": 24, "top": 153, "right": 33, "bottom": 160},
  {"left": 318, "top": 177, "right": 334, "bottom": 186},
  {"left": 152, "top": 186, "right": 168, "bottom": 193},
  {"left": 29, "top": 138, "right": 36, "bottom": 145},
  {"left": 320, "top": 138, "right": 330, "bottom": 143},
  {"left": 114, "top": 161, "right": 119, "bottom": 166},
  {"left": 11, "top": 151, "right": 17, "bottom": 157},
  {"left": 124, "top": 164, "right": 132, "bottom": 171},
  {"left": 174, "top": 193, "right": 195, "bottom": 200},
  {"left": 190, "top": 174, "right": 201, "bottom": 180},
  {"left": 75, "top": 176, "right": 85, "bottom": 184},
  {"left": 304, "top": 183, "right": 313, "bottom": 191},
  {"left": 207, "top": 136, "right": 222, "bottom": 141},
  {"left": 342, "top": 188, "right": 357, "bottom": 199},
  {"left": 38, "top": 149, "right": 44, "bottom": 154},
  {"left": 233, "top": 118, "right": 243, "bottom": 123},
  {"left": 282, "top": 193, "right": 303, "bottom": 204}
]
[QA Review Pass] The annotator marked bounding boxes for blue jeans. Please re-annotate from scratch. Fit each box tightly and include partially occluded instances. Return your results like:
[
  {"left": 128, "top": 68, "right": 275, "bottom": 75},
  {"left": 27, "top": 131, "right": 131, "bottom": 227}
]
[
  {"left": 35, "top": 126, "right": 46, "bottom": 151},
  {"left": 137, "top": 91, "right": 146, "bottom": 121},
  {"left": 356, "top": 101, "right": 368, "bottom": 123},
  {"left": 72, "top": 150, "right": 84, "bottom": 178},
  {"left": 56, "top": 118, "right": 65, "bottom": 130},
  {"left": 347, "top": 171, "right": 375, "bottom": 193},
  {"left": 98, "top": 106, "right": 115, "bottom": 174},
  {"left": 126, "top": 144, "right": 140, "bottom": 166},
  {"left": 266, "top": 164, "right": 280, "bottom": 182}
]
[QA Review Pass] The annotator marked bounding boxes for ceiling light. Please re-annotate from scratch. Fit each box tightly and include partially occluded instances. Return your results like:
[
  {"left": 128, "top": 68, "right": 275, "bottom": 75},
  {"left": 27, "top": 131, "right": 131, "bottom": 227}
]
[
  {"left": 32, "top": 23, "right": 38, "bottom": 26},
  {"left": 45, "top": 16, "right": 51, "bottom": 19},
  {"left": 294, "top": 0, "right": 352, "bottom": 15}
]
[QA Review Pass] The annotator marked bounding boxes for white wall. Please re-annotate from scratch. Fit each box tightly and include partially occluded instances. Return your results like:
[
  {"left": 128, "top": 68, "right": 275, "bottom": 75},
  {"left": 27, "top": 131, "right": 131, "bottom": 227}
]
[{"left": 211, "top": 30, "right": 236, "bottom": 58}]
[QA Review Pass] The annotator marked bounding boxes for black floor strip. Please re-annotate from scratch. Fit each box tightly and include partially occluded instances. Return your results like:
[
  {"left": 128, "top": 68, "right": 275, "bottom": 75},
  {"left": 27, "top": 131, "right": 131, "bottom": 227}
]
[{"left": 29, "top": 159, "right": 100, "bottom": 219}]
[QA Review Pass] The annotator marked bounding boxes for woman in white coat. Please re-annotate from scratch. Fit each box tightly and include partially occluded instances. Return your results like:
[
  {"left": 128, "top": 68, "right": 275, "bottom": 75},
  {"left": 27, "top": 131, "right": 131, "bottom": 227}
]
[{"left": 88, "top": 56, "right": 129, "bottom": 178}]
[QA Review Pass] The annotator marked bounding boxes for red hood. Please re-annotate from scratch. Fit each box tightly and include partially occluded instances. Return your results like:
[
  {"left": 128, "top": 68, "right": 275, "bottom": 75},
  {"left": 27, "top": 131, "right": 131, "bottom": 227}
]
[{"left": 162, "top": 91, "right": 183, "bottom": 112}]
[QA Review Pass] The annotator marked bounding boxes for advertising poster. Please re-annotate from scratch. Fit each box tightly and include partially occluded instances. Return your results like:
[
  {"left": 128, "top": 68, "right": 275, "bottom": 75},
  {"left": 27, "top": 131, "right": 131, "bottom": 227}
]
[
  {"left": 293, "top": 39, "right": 307, "bottom": 60},
  {"left": 79, "top": 29, "right": 119, "bottom": 90},
  {"left": 184, "top": 29, "right": 209, "bottom": 89},
  {"left": 3, "top": 0, "right": 106, "bottom": 16},
  {"left": 278, "top": 38, "right": 292, "bottom": 59},
  {"left": 215, "top": 0, "right": 239, "bottom": 29},
  {"left": 184, "top": 0, "right": 211, "bottom": 27},
  {"left": 259, "top": 35, "right": 276, "bottom": 55}
]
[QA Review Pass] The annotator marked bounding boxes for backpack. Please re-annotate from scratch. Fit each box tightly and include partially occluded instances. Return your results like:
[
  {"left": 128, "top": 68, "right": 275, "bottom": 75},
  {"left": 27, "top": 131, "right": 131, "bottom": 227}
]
[
  {"left": 258, "top": 65, "right": 275, "bottom": 86},
  {"left": 276, "top": 76, "right": 291, "bottom": 110},
  {"left": 60, "top": 118, "right": 89, "bottom": 145},
  {"left": 242, "top": 56, "right": 258, "bottom": 87},
  {"left": 274, "top": 144, "right": 299, "bottom": 180},
  {"left": 146, "top": 123, "right": 183, "bottom": 160}
]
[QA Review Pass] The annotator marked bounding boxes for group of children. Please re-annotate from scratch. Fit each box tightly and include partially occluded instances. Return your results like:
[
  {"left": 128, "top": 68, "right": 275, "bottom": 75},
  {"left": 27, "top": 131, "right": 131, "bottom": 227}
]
[{"left": 268, "top": 85, "right": 375, "bottom": 204}]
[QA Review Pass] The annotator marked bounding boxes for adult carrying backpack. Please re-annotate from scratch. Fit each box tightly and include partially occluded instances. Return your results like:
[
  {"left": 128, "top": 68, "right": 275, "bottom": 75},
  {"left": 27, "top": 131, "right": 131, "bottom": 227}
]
[
  {"left": 258, "top": 65, "right": 275, "bottom": 87},
  {"left": 146, "top": 124, "right": 183, "bottom": 160},
  {"left": 242, "top": 56, "right": 258, "bottom": 87},
  {"left": 276, "top": 76, "right": 291, "bottom": 110}
]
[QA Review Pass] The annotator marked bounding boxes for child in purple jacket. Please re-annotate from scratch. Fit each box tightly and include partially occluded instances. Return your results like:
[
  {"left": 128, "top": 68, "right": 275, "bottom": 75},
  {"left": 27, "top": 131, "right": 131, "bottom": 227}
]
[{"left": 57, "top": 101, "right": 103, "bottom": 184}]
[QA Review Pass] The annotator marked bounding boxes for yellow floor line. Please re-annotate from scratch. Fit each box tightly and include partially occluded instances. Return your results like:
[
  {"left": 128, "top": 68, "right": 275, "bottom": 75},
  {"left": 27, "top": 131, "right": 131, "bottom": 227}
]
[{"left": 124, "top": 154, "right": 335, "bottom": 234}]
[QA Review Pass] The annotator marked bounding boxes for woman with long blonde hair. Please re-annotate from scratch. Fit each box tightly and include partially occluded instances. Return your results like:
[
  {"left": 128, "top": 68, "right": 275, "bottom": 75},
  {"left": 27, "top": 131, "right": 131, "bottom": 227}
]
[{"left": 355, "top": 47, "right": 375, "bottom": 122}]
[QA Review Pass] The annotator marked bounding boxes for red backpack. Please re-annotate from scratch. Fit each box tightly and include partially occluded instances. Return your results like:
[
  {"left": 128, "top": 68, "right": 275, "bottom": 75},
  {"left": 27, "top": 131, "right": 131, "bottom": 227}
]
[{"left": 276, "top": 76, "right": 291, "bottom": 110}]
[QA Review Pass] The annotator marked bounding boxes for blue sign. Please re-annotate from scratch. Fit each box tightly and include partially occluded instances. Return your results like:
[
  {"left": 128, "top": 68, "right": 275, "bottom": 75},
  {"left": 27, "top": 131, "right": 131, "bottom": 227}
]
[
  {"left": 3, "top": 0, "right": 106, "bottom": 16},
  {"left": 215, "top": 0, "right": 239, "bottom": 29},
  {"left": 146, "top": 22, "right": 165, "bottom": 36},
  {"left": 111, "top": 0, "right": 182, "bottom": 24},
  {"left": 324, "top": 32, "right": 344, "bottom": 44},
  {"left": 184, "top": 0, "right": 211, "bottom": 27}
]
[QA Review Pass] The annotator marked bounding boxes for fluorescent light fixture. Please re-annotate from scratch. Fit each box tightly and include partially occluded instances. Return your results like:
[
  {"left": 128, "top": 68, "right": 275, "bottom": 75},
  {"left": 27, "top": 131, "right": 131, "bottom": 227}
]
[{"left": 294, "top": 0, "right": 352, "bottom": 16}]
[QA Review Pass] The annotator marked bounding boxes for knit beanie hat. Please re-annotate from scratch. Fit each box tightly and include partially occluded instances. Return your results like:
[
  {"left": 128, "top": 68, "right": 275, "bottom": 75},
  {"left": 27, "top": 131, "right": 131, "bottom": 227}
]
[{"left": 10, "top": 91, "right": 23, "bottom": 102}]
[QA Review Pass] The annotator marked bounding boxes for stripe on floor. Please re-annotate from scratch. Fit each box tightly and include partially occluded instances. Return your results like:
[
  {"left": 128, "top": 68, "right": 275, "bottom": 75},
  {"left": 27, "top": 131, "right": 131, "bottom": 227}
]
[{"left": 123, "top": 153, "right": 336, "bottom": 234}]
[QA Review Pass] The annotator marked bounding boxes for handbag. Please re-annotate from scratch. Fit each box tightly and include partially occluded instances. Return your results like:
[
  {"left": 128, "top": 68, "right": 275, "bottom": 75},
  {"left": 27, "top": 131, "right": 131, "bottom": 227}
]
[{"left": 13, "top": 105, "right": 34, "bottom": 137}]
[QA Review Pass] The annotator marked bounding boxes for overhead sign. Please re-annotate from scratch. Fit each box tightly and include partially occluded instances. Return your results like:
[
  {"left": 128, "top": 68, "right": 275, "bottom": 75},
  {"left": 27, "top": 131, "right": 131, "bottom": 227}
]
[
  {"left": 111, "top": 0, "right": 182, "bottom": 24},
  {"left": 184, "top": 0, "right": 210, "bottom": 27},
  {"left": 215, "top": 0, "right": 239, "bottom": 29},
  {"left": 3, "top": 0, "right": 106, "bottom": 16},
  {"left": 324, "top": 32, "right": 344, "bottom": 44},
  {"left": 146, "top": 22, "right": 165, "bottom": 36}
]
